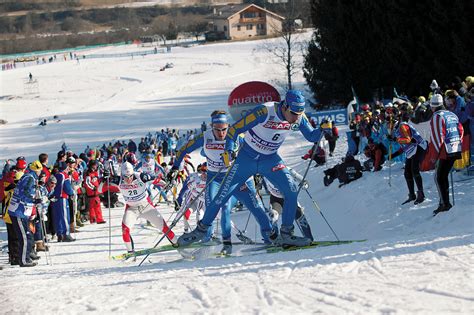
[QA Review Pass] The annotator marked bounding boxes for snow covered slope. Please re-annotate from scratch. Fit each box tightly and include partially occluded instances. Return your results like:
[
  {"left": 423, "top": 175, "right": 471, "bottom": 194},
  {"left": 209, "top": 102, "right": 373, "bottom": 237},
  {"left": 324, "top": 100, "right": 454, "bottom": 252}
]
[{"left": 1, "top": 36, "right": 473, "bottom": 314}]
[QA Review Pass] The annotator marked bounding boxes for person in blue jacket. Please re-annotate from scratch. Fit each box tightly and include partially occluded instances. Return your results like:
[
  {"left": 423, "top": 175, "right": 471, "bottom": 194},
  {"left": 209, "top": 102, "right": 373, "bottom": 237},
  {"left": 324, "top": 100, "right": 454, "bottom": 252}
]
[
  {"left": 8, "top": 160, "right": 43, "bottom": 267},
  {"left": 177, "top": 90, "right": 323, "bottom": 247},
  {"left": 171, "top": 110, "right": 273, "bottom": 254},
  {"left": 52, "top": 157, "right": 76, "bottom": 242}
]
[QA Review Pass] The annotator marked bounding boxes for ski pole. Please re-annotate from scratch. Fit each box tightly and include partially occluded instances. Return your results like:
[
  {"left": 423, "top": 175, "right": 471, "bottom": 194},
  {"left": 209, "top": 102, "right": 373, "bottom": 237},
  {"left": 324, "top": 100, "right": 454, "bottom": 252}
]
[
  {"left": 450, "top": 170, "right": 455, "bottom": 206},
  {"left": 388, "top": 143, "right": 392, "bottom": 187},
  {"left": 297, "top": 133, "right": 324, "bottom": 195},
  {"left": 303, "top": 189, "right": 340, "bottom": 241},
  {"left": 35, "top": 183, "right": 52, "bottom": 265},
  {"left": 107, "top": 176, "right": 112, "bottom": 259},
  {"left": 138, "top": 168, "right": 224, "bottom": 266},
  {"left": 37, "top": 201, "right": 52, "bottom": 266},
  {"left": 232, "top": 217, "right": 254, "bottom": 244}
]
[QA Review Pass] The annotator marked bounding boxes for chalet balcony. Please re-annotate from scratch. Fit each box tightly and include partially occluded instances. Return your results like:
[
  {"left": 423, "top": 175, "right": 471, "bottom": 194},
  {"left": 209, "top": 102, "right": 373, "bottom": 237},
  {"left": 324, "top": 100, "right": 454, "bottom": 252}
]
[{"left": 239, "top": 17, "right": 265, "bottom": 24}]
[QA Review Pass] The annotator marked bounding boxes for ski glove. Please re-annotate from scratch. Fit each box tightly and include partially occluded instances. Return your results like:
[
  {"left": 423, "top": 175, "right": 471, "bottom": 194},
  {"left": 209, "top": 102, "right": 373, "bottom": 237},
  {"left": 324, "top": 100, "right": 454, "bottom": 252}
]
[
  {"left": 174, "top": 200, "right": 181, "bottom": 212},
  {"left": 221, "top": 150, "right": 236, "bottom": 167},
  {"left": 300, "top": 180, "right": 309, "bottom": 190}
]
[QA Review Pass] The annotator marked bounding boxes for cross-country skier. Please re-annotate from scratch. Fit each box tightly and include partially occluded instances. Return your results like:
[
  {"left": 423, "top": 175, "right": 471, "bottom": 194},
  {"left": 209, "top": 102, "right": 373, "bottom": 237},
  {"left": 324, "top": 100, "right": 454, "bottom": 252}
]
[
  {"left": 261, "top": 167, "right": 314, "bottom": 241},
  {"left": 429, "top": 94, "right": 464, "bottom": 215},
  {"left": 178, "top": 90, "right": 323, "bottom": 247},
  {"left": 175, "top": 163, "right": 208, "bottom": 233},
  {"left": 119, "top": 162, "right": 177, "bottom": 253},
  {"left": 171, "top": 110, "right": 273, "bottom": 254}
]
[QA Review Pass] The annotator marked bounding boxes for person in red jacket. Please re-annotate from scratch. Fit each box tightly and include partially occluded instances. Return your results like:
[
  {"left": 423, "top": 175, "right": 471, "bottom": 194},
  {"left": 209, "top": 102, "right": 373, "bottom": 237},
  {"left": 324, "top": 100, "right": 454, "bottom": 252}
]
[
  {"left": 38, "top": 153, "right": 50, "bottom": 183},
  {"left": 84, "top": 160, "right": 106, "bottom": 224},
  {"left": 363, "top": 138, "right": 387, "bottom": 171}
]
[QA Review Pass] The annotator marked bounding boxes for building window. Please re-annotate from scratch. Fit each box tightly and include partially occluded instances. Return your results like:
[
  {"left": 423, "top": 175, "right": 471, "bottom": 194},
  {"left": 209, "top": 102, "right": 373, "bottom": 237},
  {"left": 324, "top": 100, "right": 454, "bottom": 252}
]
[
  {"left": 243, "top": 12, "right": 257, "bottom": 18},
  {"left": 213, "top": 25, "right": 217, "bottom": 31},
  {"left": 246, "top": 24, "right": 253, "bottom": 30},
  {"left": 224, "top": 25, "right": 227, "bottom": 32},
  {"left": 237, "top": 25, "right": 241, "bottom": 31},
  {"left": 257, "top": 24, "right": 265, "bottom": 30}
]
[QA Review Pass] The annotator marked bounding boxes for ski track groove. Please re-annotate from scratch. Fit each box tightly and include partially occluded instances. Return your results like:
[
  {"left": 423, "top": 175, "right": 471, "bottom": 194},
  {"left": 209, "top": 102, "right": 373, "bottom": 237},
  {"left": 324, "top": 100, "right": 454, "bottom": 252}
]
[
  {"left": 186, "top": 284, "right": 213, "bottom": 310},
  {"left": 432, "top": 247, "right": 472, "bottom": 269},
  {"left": 376, "top": 279, "right": 474, "bottom": 303}
]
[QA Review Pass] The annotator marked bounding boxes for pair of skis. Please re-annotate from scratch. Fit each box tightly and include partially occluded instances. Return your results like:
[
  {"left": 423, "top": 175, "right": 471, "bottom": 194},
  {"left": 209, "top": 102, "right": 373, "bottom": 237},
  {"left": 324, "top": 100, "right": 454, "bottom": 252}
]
[{"left": 112, "top": 239, "right": 366, "bottom": 262}]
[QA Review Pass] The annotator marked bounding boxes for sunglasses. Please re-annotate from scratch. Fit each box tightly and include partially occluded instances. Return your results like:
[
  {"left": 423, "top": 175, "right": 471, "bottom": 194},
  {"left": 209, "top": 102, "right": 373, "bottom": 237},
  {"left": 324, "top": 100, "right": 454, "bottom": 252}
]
[
  {"left": 213, "top": 127, "right": 228, "bottom": 132},
  {"left": 289, "top": 110, "right": 302, "bottom": 116}
]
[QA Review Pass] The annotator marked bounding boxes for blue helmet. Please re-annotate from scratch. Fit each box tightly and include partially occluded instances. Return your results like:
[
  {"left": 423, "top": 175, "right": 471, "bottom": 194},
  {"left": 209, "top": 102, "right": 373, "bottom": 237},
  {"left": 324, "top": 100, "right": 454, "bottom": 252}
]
[{"left": 285, "top": 90, "right": 305, "bottom": 114}]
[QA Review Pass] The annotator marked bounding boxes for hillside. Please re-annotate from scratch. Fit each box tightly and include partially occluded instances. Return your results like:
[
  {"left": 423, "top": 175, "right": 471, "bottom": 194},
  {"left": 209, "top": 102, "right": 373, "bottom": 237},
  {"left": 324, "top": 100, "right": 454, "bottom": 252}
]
[{"left": 1, "top": 37, "right": 473, "bottom": 313}]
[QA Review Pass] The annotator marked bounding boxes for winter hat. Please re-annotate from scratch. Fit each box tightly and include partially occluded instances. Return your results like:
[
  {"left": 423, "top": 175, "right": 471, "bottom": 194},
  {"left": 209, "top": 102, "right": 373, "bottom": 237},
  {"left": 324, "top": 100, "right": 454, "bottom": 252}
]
[
  {"left": 48, "top": 176, "right": 57, "bottom": 184},
  {"left": 122, "top": 162, "right": 134, "bottom": 177},
  {"left": 30, "top": 160, "right": 43, "bottom": 172},
  {"left": 430, "top": 94, "right": 444, "bottom": 108},
  {"left": 211, "top": 112, "right": 228, "bottom": 124},
  {"left": 284, "top": 90, "right": 305, "bottom": 114},
  {"left": 430, "top": 80, "right": 439, "bottom": 91},
  {"left": 66, "top": 156, "right": 76, "bottom": 164},
  {"left": 16, "top": 159, "right": 27, "bottom": 170}
]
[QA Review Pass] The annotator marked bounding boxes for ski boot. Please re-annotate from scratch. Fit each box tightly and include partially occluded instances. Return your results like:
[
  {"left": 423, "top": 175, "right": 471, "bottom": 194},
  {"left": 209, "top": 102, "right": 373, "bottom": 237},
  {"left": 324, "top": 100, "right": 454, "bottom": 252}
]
[
  {"left": 29, "top": 249, "right": 41, "bottom": 261},
  {"left": 62, "top": 234, "right": 76, "bottom": 242},
  {"left": 401, "top": 193, "right": 416, "bottom": 205},
  {"left": 414, "top": 191, "right": 425, "bottom": 205},
  {"left": 273, "top": 225, "right": 311, "bottom": 247},
  {"left": 20, "top": 260, "right": 37, "bottom": 267},
  {"left": 177, "top": 220, "right": 209, "bottom": 247},
  {"left": 295, "top": 210, "right": 314, "bottom": 242},
  {"left": 220, "top": 240, "right": 232, "bottom": 255},
  {"left": 261, "top": 226, "right": 278, "bottom": 245},
  {"left": 433, "top": 203, "right": 452, "bottom": 216}
]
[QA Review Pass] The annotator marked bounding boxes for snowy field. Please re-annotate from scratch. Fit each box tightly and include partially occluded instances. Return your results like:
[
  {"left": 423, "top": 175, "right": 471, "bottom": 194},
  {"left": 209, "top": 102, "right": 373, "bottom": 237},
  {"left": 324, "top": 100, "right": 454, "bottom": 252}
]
[{"left": 1, "top": 36, "right": 474, "bottom": 314}]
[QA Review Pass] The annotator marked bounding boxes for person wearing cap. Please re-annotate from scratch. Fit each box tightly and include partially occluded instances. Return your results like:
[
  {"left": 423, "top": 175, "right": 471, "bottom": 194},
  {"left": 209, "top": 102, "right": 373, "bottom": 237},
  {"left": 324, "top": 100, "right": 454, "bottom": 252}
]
[
  {"left": 171, "top": 110, "right": 274, "bottom": 254},
  {"left": 2, "top": 164, "right": 25, "bottom": 265},
  {"left": 51, "top": 156, "right": 76, "bottom": 242},
  {"left": 388, "top": 111, "right": 428, "bottom": 205},
  {"left": 84, "top": 160, "right": 106, "bottom": 224},
  {"left": 429, "top": 94, "right": 464, "bottom": 215},
  {"left": 177, "top": 90, "right": 324, "bottom": 248},
  {"left": 7, "top": 161, "right": 44, "bottom": 267},
  {"left": 119, "top": 162, "right": 178, "bottom": 252},
  {"left": 174, "top": 163, "right": 208, "bottom": 234},
  {"left": 136, "top": 152, "right": 167, "bottom": 202}
]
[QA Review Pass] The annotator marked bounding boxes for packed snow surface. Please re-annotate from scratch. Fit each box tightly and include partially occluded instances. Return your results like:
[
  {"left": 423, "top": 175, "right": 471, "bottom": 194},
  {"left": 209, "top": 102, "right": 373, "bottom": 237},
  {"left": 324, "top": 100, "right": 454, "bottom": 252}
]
[{"left": 1, "top": 35, "right": 473, "bottom": 314}]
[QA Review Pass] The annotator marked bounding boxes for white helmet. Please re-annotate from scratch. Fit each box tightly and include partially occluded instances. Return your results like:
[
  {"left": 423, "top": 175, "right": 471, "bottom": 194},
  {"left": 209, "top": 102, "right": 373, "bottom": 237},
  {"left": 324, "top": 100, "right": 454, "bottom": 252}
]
[
  {"left": 430, "top": 94, "right": 443, "bottom": 108},
  {"left": 121, "top": 162, "right": 134, "bottom": 177}
]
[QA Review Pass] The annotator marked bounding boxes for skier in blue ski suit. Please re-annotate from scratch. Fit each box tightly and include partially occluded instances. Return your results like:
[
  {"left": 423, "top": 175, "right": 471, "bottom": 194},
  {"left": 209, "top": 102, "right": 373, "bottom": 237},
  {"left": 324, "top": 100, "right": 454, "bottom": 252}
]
[
  {"left": 172, "top": 110, "right": 273, "bottom": 253},
  {"left": 178, "top": 90, "right": 323, "bottom": 247},
  {"left": 7, "top": 161, "right": 43, "bottom": 267}
]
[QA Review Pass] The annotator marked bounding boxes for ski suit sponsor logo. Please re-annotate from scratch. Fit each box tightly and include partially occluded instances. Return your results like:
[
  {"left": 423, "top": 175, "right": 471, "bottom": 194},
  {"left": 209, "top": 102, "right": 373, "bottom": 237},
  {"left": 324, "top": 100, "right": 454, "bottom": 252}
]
[
  {"left": 208, "top": 159, "right": 224, "bottom": 169},
  {"left": 263, "top": 121, "right": 291, "bottom": 130},
  {"left": 286, "top": 173, "right": 298, "bottom": 192},
  {"left": 239, "top": 183, "right": 248, "bottom": 191},
  {"left": 248, "top": 129, "right": 280, "bottom": 152},
  {"left": 272, "top": 164, "right": 286, "bottom": 172},
  {"left": 290, "top": 123, "right": 300, "bottom": 131},
  {"left": 206, "top": 143, "right": 225, "bottom": 150},
  {"left": 214, "top": 163, "right": 238, "bottom": 205}
]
